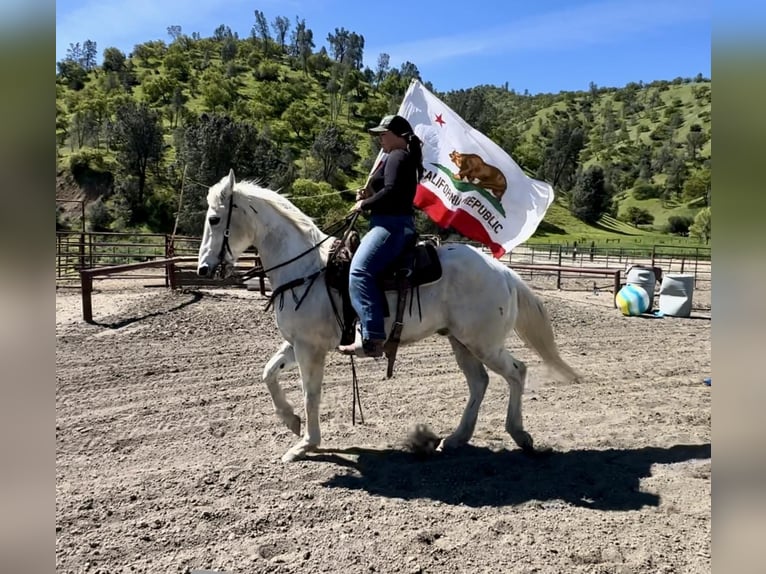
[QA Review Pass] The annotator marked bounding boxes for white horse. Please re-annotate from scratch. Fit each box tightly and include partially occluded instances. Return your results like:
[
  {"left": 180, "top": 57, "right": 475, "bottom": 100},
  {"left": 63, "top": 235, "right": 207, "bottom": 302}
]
[{"left": 197, "top": 170, "right": 580, "bottom": 462}]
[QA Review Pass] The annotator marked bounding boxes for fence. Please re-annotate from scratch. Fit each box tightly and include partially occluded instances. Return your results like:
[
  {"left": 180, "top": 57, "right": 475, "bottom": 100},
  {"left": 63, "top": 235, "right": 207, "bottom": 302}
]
[
  {"left": 56, "top": 231, "right": 210, "bottom": 283},
  {"left": 478, "top": 242, "right": 711, "bottom": 291},
  {"left": 57, "top": 231, "right": 711, "bottom": 298}
]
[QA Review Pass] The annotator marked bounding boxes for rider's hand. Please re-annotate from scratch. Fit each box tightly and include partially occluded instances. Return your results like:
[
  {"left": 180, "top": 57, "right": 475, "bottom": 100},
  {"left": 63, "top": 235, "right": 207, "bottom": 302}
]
[
  {"left": 350, "top": 199, "right": 365, "bottom": 213},
  {"left": 356, "top": 186, "right": 371, "bottom": 200}
]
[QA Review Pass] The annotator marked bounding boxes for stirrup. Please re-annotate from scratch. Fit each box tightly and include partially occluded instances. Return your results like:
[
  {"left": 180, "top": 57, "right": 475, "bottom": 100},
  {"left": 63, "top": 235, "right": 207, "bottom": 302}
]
[{"left": 338, "top": 338, "right": 384, "bottom": 358}]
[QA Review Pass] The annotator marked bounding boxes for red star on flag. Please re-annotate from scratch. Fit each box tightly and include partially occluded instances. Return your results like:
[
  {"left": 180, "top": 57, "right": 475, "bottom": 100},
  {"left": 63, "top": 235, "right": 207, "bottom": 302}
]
[{"left": 434, "top": 113, "right": 445, "bottom": 127}]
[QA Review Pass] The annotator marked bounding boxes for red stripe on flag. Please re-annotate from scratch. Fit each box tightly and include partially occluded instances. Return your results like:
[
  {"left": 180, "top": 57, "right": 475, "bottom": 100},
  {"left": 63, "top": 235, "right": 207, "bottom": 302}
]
[{"left": 414, "top": 184, "right": 505, "bottom": 258}]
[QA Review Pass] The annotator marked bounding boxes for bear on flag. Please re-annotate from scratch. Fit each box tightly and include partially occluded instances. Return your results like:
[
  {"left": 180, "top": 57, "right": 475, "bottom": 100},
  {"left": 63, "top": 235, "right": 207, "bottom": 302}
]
[{"left": 394, "top": 80, "right": 555, "bottom": 257}]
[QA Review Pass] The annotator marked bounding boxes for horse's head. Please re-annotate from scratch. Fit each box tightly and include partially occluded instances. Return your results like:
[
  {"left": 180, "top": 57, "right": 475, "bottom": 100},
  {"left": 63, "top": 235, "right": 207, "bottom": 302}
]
[{"left": 197, "top": 169, "right": 254, "bottom": 278}]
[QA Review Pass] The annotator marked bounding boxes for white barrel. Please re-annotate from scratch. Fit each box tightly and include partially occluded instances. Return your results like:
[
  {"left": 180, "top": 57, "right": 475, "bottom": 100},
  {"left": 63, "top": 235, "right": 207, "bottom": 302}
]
[
  {"left": 626, "top": 265, "right": 656, "bottom": 311},
  {"left": 658, "top": 274, "right": 695, "bottom": 317}
]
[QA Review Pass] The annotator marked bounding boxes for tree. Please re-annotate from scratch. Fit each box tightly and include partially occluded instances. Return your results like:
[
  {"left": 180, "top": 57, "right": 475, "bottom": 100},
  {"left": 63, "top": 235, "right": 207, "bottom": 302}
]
[
  {"left": 289, "top": 178, "right": 347, "bottom": 228},
  {"left": 290, "top": 18, "right": 314, "bottom": 76},
  {"left": 102, "top": 47, "right": 126, "bottom": 75},
  {"left": 66, "top": 42, "right": 82, "bottom": 62},
  {"left": 86, "top": 197, "right": 113, "bottom": 231},
  {"left": 689, "top": 207, "right": 711, "bottom": 243},
  {"left": 569, "top": 165, "right": 612, "bottom": 223},
  {"left": 82, "top": 40, "right": 98, "bottom": 71},
  {"left": 664, "top": 156, "right": 689, "bottom": 198},
  {"left": 271, "top": 16, "right": 290, "bottom": 52},
  {"left": 167, "top": 25, "right": 183, "bottom": 43},
  {"left": 199, "top": 68, "right": 238, "bottom": 111},
  {"left": 682, "top": 168, "right": 711, "bottom": 204},
  {"left": 282, "top": 100, "right": 316, "bottom": 139},
  {"left": 327, "top": 27, "right": 350, "bottom": 63},
  {"left": 665, "top": 215, "right": 695, "bottom": 235},
  {"left": 346, "top": 32, "right": 365, "bottom": 70},
  {"left": 686, "top": 124, "right": 709, "bottom": 162},
  {"left": 221, "top": 36, "right": 237, "bottom": 63},
  {"left": 253, "top": 10, "right": 272, "bottom": 54},
  {"left": 57, "top": 59, "right": 87, "bottom": 90},
  {"left": 213, "top": 24, "right": 234, "bottom": 42},
  {"left": 108, "top": 101, "right": 164, "bottom": 219},
  {"left": 375, "top": 53, "right": 390, "bottom": 87},
  {"left": 399, "top": 61, "right": 421, "bottom": 83},
  {"left": 174, "top": 113, "right": 287, "bottom": 234},
  {"left": 538, "top": 120, "right": 585, "bottom": 192},
  {"left": 623, "top": 206, "right": 654, "bottom": 226},
  {"left": 311, "top": 125, "right": 356, "bottom": 184}
]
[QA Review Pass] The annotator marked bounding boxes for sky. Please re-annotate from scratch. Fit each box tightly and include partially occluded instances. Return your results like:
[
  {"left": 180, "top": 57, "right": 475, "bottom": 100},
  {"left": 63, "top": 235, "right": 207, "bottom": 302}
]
[{"left": 55, "top": 0, "right": 713, "bottom": 94}]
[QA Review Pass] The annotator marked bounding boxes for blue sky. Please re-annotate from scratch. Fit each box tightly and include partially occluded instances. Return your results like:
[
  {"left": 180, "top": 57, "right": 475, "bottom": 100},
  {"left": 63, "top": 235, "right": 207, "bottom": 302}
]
[{"left": 56, "top": 0, "right": 711, "bottom": 94}]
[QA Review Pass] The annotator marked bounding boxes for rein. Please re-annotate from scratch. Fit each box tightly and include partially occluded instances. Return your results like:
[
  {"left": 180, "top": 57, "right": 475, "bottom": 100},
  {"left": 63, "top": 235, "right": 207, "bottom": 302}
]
[{"left": 245, "top": 211, "right": 360, "bottom": 311}]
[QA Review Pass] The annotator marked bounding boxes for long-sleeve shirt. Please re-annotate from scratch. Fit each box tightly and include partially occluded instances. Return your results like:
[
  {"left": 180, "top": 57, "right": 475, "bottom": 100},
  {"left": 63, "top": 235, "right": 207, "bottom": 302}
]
[{"left": 360, "top": 148, "right": 417, "bottom": 216}]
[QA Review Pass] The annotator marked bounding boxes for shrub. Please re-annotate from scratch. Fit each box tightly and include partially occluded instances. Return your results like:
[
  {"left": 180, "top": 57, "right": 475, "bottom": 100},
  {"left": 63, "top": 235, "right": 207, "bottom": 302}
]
[
  {"left": 68, "top": 149, "right": 106, "bottom": 179},
  {"left": 665, "top": 215, "right": 695, "bottom": 235},
  {"left": 622, "top": 206, "right": 655, "bottom": 226},
  {"left": 85, "top": 197, "right": 113, "bottom": 232},
  {"left": 632, "top": 182, "right": 663, "bottom": 200},
  {"left": 254, "top": 61, "right": 280, "bottom": 81}
]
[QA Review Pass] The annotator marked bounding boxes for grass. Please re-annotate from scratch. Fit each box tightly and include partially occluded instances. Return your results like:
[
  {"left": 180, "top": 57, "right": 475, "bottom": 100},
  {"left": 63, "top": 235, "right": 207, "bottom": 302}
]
[
  {"left": 528, "top": 199, "right": 707, "bottom": 250},
  {"left": 616, "top": 193, "right": 699, "bottom": 229}
]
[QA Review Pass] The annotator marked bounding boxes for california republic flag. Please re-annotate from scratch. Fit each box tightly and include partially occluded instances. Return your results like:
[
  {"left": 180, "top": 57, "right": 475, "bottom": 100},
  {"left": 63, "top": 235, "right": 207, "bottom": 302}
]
[{"left": 398, "top": 80, "right": 554, "bottom": 257}]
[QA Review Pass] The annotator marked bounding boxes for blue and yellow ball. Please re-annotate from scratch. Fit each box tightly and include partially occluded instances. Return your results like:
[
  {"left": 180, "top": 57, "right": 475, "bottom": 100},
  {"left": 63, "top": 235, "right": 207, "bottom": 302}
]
[{"left": 615, "top": 284, "right": 650, "bottom": 316}]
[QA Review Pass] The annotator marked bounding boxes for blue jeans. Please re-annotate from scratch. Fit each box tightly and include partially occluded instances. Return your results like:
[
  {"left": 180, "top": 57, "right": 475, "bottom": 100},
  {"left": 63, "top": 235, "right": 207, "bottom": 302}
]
[{"left": 349, "top": 214, "right": 416, "bottom": 341}]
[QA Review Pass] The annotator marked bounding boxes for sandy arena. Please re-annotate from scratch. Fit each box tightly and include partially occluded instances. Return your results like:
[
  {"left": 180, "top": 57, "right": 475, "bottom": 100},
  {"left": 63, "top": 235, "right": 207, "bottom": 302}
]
[{"left": 56, "top": 276, "right": 711, "bottom": 574}]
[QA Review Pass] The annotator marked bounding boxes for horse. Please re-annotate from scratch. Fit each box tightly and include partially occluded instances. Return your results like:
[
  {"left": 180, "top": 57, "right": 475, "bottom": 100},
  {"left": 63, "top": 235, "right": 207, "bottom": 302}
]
[{"left": 197, "top": 170, "right": 580, "bottom": 462}]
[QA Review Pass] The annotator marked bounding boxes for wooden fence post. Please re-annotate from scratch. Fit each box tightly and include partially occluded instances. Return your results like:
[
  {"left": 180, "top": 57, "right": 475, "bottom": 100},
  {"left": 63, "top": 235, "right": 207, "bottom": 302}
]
[
  {"left": 79, "top": 232, "right": 86, "bottom": 271},
  {"left": 80, "top": 272, "right": 93, "bottom": 323},
  {"left": 556, "top": 246, "right": 563, "bottom": 289}
]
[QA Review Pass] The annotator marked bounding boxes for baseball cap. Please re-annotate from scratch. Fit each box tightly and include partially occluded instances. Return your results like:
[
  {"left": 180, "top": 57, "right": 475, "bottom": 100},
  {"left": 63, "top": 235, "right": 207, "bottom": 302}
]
[{"left": 368, "top": 114, "right": 413, "bottom": 137}]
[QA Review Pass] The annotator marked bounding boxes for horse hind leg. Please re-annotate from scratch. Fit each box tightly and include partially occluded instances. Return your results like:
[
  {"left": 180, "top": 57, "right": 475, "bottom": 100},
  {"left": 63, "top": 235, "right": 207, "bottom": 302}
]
[
  {"left": 262, "top": 340, "right": 301, "bottom": 436},
  {"left": 438, "top": 336, "right": 490, "bottom": 452},
  {"left": 476, "top": 347, "right": 534, "bottom": 453}
]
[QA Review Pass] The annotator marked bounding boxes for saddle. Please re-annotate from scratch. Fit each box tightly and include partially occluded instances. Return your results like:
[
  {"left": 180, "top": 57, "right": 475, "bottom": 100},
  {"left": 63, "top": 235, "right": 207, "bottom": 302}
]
[{"left": 326, "top": 234, "right": 442, "bottom": 377}]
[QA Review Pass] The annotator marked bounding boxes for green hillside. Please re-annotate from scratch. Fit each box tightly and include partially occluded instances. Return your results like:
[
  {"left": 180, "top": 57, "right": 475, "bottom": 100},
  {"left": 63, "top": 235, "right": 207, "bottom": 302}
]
[{"left": 56, "top": 21, "right": 711, "bottom": 245}]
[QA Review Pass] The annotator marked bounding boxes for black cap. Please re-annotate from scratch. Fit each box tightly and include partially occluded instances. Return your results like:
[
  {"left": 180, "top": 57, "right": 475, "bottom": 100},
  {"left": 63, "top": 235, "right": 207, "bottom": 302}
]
[{"left": 368, "top": 114, "right": 413, "bottom": 137}]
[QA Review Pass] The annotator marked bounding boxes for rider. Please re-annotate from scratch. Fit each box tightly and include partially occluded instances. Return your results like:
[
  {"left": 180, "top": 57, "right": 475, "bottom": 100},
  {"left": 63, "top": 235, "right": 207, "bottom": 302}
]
[{"left": 338, "top": 114, "right": 424, "bottom": 358}]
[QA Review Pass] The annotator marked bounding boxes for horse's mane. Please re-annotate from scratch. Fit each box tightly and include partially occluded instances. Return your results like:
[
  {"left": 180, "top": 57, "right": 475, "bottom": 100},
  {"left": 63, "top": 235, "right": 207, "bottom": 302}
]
[{"left": 207, "top": 179, "right": 326, "bottom": 244}]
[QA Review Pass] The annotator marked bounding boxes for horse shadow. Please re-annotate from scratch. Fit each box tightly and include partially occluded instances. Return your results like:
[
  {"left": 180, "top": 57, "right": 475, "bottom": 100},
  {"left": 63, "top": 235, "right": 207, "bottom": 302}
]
[
  {"left": 91, "top": 291, "right": 204, "bottom": 328},
  {"left": 314, "top": 443, "right": 710, "bottom": 511}
]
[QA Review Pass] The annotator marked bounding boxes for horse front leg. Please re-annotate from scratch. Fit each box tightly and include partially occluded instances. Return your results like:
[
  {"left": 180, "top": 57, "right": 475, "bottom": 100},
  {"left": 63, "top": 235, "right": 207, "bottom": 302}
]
[
  {"left": 281, "top": 341, "right": 327, "bottom": 463},
  {"left": 262, "top": 340, "right": 301, "bottom": 436},
  {"left": 438, "top": 336, "right": 490, "bottom": 451}
]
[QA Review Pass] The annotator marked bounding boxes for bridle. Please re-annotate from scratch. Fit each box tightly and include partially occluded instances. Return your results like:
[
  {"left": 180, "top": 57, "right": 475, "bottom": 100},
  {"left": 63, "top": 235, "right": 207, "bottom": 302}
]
[
  {"left": 213, "top": 189, "right": 359, "bottom": 285},
  {"left": 215, "top": 191, "right": 237, "bottom": 272}
]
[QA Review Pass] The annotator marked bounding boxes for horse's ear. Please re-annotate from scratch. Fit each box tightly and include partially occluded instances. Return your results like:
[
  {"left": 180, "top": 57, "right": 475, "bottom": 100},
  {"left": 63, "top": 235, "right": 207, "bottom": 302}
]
[{"left": 227, "top": 169, "right": 236, "bottom": 189}]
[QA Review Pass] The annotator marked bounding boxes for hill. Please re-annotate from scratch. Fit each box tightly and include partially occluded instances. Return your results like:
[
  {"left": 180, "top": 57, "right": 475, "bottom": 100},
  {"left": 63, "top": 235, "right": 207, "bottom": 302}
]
[{"left": 55, "top": 23, "right": 710, "bottom": 244}]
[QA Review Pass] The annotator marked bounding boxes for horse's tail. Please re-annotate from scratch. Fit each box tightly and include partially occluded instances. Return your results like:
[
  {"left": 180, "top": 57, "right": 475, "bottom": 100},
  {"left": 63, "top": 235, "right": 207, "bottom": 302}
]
[{"left": 510, "top": 272, "right": 581, "bottom": 383}]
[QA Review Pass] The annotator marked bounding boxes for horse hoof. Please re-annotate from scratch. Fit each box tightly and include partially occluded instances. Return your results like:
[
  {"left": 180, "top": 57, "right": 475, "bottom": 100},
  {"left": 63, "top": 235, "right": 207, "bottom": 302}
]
[
  {"left": 281, "top": 447, "right": 306, "bottom": 463},
  {"left": 512, "top": 430, "right": 534, "bottom": 452},
  {"left": 287, "top": 415, "right": 301, "bottom": 436},
  {"left": 281, "top": 440, "right": 318, "bottom": 463},
  {"left": 436, "top": 436, "right": 466, "bottom": 452}
]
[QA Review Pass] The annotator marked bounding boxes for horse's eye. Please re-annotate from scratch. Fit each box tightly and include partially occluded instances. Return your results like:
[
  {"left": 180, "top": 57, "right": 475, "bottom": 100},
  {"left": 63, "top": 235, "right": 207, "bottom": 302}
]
[{"left": 209, "top": 216, "right": 221, "bottom": 226}]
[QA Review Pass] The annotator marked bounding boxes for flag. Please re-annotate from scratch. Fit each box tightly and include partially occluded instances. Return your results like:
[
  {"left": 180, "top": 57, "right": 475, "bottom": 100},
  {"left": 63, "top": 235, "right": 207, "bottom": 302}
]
[{"left": 396, "top": 79, "right": 554, "bottom": 257}]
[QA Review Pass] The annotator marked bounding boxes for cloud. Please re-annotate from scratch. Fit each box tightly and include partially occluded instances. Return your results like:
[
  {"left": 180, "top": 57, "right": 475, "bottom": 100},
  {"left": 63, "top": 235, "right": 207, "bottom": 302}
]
[{"left": 367, "top": 0, "right": 710, "bottom": 67}]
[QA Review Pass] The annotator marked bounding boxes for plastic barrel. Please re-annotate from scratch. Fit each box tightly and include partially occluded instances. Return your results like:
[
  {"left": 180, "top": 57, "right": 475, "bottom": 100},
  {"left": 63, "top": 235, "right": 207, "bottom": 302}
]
[
  {"left": 658, "top": 274, "right": 695, "bottom": 317},
  {"left": 626, "top": 265, "right": 656, "bottom": 311}
]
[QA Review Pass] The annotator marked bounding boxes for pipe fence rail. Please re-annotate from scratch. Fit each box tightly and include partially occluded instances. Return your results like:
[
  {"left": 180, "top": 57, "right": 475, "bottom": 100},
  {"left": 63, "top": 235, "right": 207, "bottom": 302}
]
[{"left": 57, "top": 231, "right": 711, "bottom": 322}]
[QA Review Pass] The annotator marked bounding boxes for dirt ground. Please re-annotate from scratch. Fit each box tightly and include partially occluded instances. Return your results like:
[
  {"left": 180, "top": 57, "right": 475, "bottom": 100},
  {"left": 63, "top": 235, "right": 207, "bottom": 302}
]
[{"left": 56, "top": 276, "right": 711, "bottom": 574}]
